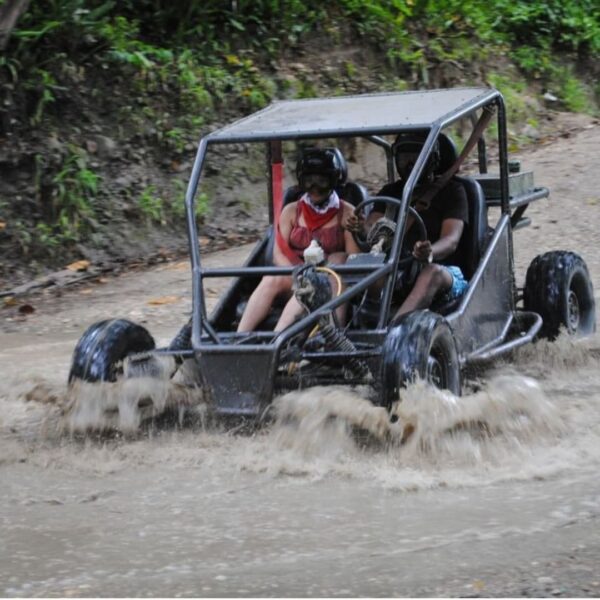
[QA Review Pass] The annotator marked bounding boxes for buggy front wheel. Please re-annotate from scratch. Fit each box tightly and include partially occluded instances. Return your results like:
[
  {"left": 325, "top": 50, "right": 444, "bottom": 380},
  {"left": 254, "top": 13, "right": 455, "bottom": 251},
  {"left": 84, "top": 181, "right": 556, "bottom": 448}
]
[
  {"left": 379, "top": 310, "right": 461, "bottom": 408},
  {"left": 68, "top": 318, "right": 155, "bottom": 383}
]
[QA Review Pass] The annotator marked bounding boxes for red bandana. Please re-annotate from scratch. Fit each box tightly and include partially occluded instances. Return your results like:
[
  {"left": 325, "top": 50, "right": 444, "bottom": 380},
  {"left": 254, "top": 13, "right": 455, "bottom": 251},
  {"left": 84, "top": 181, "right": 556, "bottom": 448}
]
[{"left": 299, "top": 201, "right": 339, "bottom": 233}]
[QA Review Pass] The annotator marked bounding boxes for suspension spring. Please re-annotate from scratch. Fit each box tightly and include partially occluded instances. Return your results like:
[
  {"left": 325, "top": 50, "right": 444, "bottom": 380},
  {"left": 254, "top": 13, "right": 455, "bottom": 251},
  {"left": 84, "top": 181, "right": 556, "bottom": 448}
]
[{"left": 318, "top": 318, "right": 372, "bottom": 379}]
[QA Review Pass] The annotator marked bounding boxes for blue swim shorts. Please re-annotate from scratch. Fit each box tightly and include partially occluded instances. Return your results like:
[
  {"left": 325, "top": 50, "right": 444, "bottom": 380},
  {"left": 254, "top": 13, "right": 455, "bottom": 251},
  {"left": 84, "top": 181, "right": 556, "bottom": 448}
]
[{"left": 438, "top": 265, "right": 468, "bottom": 303}]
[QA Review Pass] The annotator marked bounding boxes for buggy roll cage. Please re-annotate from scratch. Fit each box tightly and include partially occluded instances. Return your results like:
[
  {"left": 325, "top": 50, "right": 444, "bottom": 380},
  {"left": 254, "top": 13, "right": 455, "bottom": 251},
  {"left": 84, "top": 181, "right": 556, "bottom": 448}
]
[{"left": 183, "top": 89, "right": 511, "bottom": 351}]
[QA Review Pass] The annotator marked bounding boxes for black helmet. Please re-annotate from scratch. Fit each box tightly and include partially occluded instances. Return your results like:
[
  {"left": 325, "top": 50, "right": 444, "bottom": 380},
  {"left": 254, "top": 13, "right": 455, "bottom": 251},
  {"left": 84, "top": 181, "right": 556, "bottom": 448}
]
[
  {"left": 392, "top": 131, "right": 440, "bottom": 179},
  {"left": 296, "top": 147, "right": 348, "bottom": 192}
]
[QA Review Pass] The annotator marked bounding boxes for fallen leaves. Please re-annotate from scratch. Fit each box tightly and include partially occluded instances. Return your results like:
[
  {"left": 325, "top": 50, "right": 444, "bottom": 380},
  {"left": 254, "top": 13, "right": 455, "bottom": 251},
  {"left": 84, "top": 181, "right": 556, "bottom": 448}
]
[
  {"left": 164, "top": 260, "right": 188, "bottom": 272},
  {"left": 147, "top": 295, "right": 180, "bottom": 306},
  {"left": 66, "top": 260, "right": 91, "bottom": 272},
  {"left": 2, "top": 296, "right": 35, "bottom": 316}
]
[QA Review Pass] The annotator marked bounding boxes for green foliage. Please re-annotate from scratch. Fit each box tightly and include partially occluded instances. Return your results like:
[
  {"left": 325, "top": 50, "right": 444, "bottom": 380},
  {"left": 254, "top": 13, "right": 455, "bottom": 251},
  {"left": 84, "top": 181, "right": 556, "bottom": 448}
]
[
  {"left": 24, "top": 69, "right": 65, "bottom": 125},
  {"left": 552, "top": 67, "right": 592, "bottom": 113},
  {"left": 164, "top": 127, "right": 187, "bottom": 154},
  {"left": 491, "top": 0, "right": 600, "bottom": 54},
  {"left": 14, "top": 146, "right": 103, "bottom": 253},
  {"left": 171, "top": 179, "right": 187, "bottom": 219},
  {"left": 197, "top": 192, "right": 210, "bottom": 218},
  {"left": 0, "top": 55, "right": 21, "bottom": 83},
  {"left": 138, "top": 185, "right": 165, "bottom": 224},
  {"left": 3, "top": 0, "right": 597, "bottom": 128},
  {"left": 50, "top": 145, "right": 100, "bottom": 234}
]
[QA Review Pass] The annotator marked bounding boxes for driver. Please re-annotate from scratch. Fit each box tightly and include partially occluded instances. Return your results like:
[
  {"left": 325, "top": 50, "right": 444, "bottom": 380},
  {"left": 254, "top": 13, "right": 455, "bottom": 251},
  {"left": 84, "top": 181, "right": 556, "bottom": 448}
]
[
  {"left": 237, "top": 147, "right": 360, "bottom": 332},
  {"left": 346, "top": 131, "right": 469, "bottom": 320}
]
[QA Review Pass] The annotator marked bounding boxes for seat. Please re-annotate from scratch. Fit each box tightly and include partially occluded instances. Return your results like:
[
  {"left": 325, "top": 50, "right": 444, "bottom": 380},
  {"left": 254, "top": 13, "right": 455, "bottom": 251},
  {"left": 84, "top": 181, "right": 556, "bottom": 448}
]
[{"left": 452, "top": 175, "right": 488, "bottom": 280}]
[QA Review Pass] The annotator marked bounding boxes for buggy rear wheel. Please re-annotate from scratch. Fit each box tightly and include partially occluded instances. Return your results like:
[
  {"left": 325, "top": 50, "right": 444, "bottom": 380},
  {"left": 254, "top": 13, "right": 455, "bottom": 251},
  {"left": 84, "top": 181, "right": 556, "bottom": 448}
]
[
  {"left": 68, "top": 319, "right": 155, "bottom": 383},
  {"left": 379, "top": 310, "right": 461, "bottom": 408},
  {"left": 524, "top": 251, "right": 595, "bottom": 340}
]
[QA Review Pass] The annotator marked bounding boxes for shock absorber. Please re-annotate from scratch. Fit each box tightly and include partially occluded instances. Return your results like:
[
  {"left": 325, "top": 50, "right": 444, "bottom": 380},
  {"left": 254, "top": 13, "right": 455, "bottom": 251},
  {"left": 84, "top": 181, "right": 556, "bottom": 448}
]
[
  {"left": 293, "top": 262, "right": 372, "bottom": 380},
  {"left": 317, "top": 316, "right": 372, "bottom": 380}
]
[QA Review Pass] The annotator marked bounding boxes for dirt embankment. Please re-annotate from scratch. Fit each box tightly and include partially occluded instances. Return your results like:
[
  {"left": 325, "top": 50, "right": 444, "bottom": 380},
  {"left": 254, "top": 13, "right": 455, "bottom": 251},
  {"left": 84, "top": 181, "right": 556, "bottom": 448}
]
[{"left": 1, "top": 24, "right": 597, "bottom": 292}]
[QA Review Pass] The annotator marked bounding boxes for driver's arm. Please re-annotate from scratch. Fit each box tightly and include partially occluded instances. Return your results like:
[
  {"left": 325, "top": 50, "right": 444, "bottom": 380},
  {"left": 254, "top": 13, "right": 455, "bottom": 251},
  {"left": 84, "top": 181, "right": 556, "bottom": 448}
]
[{"left": 430, "top": 218, "right": 464, "bottom": 261}]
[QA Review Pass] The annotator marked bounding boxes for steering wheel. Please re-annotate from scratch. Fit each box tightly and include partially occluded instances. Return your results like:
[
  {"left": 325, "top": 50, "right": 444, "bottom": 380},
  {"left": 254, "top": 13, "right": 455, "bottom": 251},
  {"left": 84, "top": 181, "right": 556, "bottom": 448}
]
[
  {"left": 353, "top": 196, "right": 427, "bottom": 260},
  {"left": 352, "top": 195, "right": 429, "bottom": 291}
]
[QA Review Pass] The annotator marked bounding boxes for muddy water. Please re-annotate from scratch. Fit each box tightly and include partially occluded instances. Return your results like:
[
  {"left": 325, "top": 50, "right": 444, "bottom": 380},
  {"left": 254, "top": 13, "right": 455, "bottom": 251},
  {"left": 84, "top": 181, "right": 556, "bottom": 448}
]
[
  {"left": 2, "top": 335, "right": 600, "bottom": 597},
  {"left": 1, "top": 124, "right": 600, "bottom": 597}
]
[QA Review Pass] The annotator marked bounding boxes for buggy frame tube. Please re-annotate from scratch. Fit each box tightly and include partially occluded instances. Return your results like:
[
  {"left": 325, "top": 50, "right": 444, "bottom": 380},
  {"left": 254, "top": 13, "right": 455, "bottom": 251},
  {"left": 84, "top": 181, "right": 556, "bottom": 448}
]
[
  {"left": 188, "top": 90, "right": 504, "bottom": 347},
  {"left": 267, "top": 141, "right": 274, "bottom": 225},
  {"left": 495, "top": 96, "right": 510, "bottom": 216},
  {"left": 470, "top": 112, "right": 488, "bottom": 174},
  {"left": 366, "top": 135, "right": 395, "bottom": 183},
  {"left": 494, "top": 95, "right": 517, "bottom": 305},
  {"left": 202, "top": 264, "right": 386, "bottom": 277},
  {"left": 186, "top": 137, "right": 210, "bottom": 348}
]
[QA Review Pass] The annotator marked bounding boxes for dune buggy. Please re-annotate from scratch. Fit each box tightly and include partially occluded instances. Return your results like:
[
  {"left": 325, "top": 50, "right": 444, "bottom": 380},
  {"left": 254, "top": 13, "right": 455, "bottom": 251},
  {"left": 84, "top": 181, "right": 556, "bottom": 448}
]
[{"left": 69, "top": 88, "right": 596, "bottom": 416}]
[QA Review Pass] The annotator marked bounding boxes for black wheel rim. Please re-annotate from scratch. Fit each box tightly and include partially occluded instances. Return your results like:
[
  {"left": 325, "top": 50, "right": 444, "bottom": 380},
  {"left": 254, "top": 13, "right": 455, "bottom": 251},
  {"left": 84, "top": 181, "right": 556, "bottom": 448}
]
[
  {"left": 427, "top": 352, "right": 446, "bottom": 389},
  {"left": 566, "top": 289, "right": 580, "bottom": 333}
]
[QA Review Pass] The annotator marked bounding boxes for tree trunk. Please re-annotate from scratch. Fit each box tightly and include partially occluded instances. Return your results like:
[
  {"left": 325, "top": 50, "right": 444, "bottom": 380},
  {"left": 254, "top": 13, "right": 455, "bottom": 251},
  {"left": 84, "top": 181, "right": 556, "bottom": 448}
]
[{"left": 0, "top": 0, "right": 31, "bottom": 51}]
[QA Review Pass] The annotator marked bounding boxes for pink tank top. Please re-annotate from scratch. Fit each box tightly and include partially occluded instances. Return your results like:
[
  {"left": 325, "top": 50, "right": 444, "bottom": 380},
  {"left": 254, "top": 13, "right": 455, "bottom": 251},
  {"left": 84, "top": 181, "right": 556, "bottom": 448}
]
[{"left": 288, "top": 202, "right": 346, "bottom": 258}]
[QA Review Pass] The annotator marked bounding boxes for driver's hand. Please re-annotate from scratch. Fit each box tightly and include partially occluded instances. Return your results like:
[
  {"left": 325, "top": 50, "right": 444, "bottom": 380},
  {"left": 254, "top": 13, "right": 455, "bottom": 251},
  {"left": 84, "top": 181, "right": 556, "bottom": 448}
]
[
  {"left": 413, "top": 240, "right": 433, "bottom": 263},
  {"left": 344, "top": 213, "right": 366, "bottom": 236}
]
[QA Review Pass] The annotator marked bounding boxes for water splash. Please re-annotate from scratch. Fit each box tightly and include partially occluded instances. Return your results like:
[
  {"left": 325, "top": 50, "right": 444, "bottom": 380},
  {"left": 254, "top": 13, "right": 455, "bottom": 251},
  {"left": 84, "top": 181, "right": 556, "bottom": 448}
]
[{"left": 2, "top": 332, "right": 600, "bottom": 490}]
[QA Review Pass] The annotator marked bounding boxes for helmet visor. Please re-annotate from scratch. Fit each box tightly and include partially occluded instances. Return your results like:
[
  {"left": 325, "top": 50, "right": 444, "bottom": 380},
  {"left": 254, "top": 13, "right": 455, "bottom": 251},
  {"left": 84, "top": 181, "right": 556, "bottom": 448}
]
[
  {"left": 303, "top": 173, "right": 332, "bottom": 193},
  {"left": 395, "top": 151, "right": 420, "bottom": 180}
]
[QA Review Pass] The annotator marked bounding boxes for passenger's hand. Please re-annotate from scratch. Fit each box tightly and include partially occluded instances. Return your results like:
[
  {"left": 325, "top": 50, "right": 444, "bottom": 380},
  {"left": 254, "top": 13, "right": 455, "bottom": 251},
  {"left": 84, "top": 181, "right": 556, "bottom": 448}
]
[
  {"left": 344, "top": 212, "right": 366, "bottom": 236},
  {"left": 413, "top": 240, "right": 433, "bottom": 263}
]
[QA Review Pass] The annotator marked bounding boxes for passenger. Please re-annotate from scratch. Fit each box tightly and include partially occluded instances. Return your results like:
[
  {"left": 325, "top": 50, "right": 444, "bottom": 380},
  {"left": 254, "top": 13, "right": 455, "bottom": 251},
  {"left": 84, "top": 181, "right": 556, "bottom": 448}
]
[
  {"left": 237, "top": 147, "right": 360, "bottom": 332},
  {"left": 346, "top": 131, "right": 469, "bottom": 320}
]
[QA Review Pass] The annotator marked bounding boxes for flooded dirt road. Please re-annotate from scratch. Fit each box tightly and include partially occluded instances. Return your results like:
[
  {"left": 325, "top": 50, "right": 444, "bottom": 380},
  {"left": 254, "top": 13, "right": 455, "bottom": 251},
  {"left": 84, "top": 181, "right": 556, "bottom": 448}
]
[{"left": 1, "top": 123, "right": 600, "bottom": 597}]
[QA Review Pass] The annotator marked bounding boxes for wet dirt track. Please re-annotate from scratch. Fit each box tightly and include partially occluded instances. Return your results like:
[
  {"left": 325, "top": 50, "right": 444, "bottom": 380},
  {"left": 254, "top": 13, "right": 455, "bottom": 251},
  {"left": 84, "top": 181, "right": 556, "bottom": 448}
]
[{"left": 1, "top": 123, "right": 600, "bottom": 597}]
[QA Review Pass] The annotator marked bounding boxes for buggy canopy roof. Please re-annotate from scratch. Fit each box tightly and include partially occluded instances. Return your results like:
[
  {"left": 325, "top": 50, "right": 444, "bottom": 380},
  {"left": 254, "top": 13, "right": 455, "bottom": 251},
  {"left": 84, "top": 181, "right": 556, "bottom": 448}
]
[{"left": 207, "top": 87, "right": 498, "bottom": 143}]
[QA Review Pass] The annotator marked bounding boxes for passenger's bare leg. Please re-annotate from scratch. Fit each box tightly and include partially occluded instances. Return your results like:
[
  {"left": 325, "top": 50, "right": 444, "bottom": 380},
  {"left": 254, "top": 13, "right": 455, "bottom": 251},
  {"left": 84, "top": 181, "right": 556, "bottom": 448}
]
[
  {"left": 274, "top": 295, "right": 304, "bottom": 331},
  {"left": 394, "top": 264, "right": 452, "bottom": 320},
  {"left": 237, "top": 275, "right": 292, "bottom": 332}
]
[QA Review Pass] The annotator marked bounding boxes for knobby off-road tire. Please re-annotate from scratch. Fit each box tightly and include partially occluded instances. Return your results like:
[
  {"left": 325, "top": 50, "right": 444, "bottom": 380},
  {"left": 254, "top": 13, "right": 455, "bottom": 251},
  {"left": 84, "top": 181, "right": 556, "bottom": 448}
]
[
  {"left": 380, "top": 310, "right": 461, "bottom": 408},
  {"left": 68, "top": 319, "right": 155, "bottom": 383},
  {"left": 524, "top": 251, "right": 595, "bottom": 340}
]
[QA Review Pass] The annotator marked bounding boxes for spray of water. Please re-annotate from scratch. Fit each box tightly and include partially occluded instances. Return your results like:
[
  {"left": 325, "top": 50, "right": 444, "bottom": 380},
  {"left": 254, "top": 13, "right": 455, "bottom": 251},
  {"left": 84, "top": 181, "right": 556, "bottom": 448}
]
[{"left": 1, "top": 332, "right": 599, "bottom": 489}]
